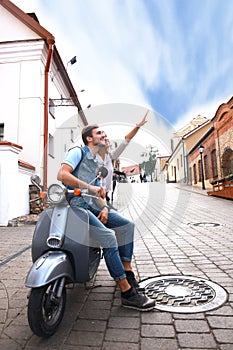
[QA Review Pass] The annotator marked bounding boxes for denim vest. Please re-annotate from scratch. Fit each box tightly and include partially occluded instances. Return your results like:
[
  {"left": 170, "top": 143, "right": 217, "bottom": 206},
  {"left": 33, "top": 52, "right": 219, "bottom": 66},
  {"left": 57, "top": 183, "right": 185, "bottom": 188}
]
[{"left": 70, "top": 145, "right": 101, "bottom": 209}]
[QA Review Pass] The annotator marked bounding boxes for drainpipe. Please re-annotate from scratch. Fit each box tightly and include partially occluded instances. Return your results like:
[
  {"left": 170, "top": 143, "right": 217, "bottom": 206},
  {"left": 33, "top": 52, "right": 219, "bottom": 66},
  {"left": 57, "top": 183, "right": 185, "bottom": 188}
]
[{"left": 43, "top": 38, "right": 55, "bottom": 190}]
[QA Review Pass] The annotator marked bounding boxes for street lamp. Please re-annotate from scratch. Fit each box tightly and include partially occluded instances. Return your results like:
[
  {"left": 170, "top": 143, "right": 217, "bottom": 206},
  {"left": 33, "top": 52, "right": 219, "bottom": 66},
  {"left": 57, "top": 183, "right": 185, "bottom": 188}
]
[{"left": 199, "top": 144, "right": 206, "bottom": 190}]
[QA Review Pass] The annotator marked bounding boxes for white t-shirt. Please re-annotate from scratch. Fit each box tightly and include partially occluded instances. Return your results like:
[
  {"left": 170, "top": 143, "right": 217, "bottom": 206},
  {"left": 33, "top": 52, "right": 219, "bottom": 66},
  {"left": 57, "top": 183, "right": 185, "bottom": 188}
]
[{"left": 97, "top": 140, "right": 129, "bottom": 192}]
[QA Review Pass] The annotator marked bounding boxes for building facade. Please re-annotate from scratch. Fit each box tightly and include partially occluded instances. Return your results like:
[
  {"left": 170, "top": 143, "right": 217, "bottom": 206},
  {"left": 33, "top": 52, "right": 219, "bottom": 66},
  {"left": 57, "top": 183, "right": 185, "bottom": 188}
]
[
  {"left": 165, "top": 116, "right": 212, "bottom": 184},
  {"left": 188, "top": 97, "right": 233, "bottom": 195},
  {"left": 0, "top": 0, "right": 87, "bottom": 225},
  {"left": 164, "top": 96, "right": 233, "bottom": 198}
]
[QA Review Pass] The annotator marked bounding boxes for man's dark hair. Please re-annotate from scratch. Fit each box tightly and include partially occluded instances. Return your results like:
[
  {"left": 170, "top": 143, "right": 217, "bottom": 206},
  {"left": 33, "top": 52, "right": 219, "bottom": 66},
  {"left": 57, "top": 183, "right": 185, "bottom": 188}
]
[{"left": 82, "top": 124, "right": 99, "bottom": 145}]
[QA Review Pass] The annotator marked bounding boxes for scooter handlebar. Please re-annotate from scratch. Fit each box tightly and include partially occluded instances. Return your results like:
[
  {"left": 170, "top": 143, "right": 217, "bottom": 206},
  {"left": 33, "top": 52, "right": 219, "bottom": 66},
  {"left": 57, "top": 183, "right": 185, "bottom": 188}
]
[{"left": 66, "top": 188, "right": 99, "bottom": 199}]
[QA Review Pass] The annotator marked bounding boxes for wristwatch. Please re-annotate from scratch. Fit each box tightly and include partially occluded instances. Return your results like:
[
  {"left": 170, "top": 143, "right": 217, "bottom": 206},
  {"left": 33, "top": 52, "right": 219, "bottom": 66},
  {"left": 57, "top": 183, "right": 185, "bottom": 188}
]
[{"left": 102, "top": 205, "right": 109, "bottom": 212}]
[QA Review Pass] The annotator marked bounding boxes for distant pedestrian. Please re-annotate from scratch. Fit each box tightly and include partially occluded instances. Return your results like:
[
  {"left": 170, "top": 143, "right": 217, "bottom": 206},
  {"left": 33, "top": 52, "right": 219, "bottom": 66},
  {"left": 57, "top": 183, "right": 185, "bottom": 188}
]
[{"left": 143, "top": 174, "right": 147, "bottom": 182}]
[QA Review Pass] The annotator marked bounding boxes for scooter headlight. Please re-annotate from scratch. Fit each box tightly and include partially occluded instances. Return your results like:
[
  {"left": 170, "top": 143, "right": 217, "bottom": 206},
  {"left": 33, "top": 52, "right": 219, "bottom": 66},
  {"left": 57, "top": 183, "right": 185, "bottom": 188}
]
[{"left": 47, "top": 184, "right": 65, "bottom": 204}]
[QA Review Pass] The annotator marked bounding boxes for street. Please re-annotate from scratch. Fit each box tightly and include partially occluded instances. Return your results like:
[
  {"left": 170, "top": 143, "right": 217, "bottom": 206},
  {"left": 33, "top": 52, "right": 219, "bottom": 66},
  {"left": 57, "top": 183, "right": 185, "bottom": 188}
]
[{"left": 0, "top": 182, "right": 233, "bottom": 349}]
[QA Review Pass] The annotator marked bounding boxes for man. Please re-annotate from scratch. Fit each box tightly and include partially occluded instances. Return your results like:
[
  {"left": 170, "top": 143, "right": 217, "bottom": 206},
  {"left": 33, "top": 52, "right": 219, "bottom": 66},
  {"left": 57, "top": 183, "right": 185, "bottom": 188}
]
[{"left": 57, "top": 124, "right": 155, "bottom": 311}]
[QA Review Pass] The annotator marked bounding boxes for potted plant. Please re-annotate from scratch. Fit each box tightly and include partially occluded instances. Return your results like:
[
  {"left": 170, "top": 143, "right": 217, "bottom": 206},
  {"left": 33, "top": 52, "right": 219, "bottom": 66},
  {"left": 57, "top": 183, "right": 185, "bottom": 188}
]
[
  {"left": 210, "top": 179, "right": 218, "bottom": 185},
  {"left": 226, "top": 173, "right": 233, "bottom": 181}
]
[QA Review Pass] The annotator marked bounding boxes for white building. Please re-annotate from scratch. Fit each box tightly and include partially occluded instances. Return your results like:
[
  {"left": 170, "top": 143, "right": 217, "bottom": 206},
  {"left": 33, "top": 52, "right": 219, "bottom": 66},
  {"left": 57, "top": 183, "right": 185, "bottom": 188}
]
[
  {"left": 165, "top": 117, "right": 212, "bottom": 184},
  {"left": 0, "top": 0, "right": 87, "bottom": 226}
]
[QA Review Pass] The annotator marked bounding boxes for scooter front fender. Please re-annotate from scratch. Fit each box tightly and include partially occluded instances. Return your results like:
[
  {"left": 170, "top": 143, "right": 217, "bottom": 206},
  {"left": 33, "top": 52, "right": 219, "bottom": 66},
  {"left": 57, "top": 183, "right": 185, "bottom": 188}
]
[{"left": 25, "top": 251, "right": 75, "bottom": 288}]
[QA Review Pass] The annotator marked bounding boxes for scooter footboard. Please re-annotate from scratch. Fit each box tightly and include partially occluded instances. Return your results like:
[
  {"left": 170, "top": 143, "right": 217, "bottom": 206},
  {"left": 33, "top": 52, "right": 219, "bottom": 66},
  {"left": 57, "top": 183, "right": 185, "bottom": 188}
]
[{"left": 25, "top": 251, "right": 74, "bottom": 288}]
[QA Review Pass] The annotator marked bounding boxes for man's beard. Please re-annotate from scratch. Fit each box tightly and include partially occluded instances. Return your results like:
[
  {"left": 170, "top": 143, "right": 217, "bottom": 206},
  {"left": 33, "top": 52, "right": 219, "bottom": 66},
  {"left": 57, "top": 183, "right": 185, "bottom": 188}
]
[
  {"left": 92, "top": 141, "right": 106, "bottom": 155},
  {"left": 93, "top": 140, "right": 106, "bottom": 148}
]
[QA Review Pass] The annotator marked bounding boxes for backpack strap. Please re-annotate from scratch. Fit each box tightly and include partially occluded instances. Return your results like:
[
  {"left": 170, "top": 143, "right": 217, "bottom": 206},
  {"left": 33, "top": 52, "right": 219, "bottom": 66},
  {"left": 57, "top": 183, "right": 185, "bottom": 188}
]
[
  {"left": 63, "top": 146, "right": 86, "bottom": 193},
  {"left": 68, "top": 145, "right": 86, "bottom": 173}
]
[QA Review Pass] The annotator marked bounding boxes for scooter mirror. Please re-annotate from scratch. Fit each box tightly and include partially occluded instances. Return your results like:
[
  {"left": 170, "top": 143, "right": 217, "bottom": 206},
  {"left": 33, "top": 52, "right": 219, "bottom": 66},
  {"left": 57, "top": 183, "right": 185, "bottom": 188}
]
[
  {"left": 98, "top": 166, "right": 108, "bottom": 178},
  {"left": 31, "top": 175, "right": 41, "bottom": 184}
]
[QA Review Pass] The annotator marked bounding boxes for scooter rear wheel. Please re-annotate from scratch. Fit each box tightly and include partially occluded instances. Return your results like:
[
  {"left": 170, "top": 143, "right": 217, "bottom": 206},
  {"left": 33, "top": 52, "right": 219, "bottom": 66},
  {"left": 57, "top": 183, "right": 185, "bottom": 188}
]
[{"left": 27, "top": 281, "right": 66, "bottom": 338}]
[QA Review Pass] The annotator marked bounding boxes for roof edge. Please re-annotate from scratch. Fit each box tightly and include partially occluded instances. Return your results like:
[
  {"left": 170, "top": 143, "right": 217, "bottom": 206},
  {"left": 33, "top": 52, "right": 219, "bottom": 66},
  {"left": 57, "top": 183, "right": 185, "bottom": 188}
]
[
  {"left": 188, "top": 126, "right": 215, "bottom": 155},
  {"left": 211, "top": 95, "right": 233, "bottom": 122},
  {"left": 0, "top": 0, "right": 55, "bottom": 44}
]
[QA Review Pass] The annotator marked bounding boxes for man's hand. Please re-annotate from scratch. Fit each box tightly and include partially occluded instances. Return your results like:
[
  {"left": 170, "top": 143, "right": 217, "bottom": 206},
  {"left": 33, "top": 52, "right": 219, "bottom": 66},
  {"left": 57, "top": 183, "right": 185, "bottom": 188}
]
[
  {"left": 97, "top": 207, "right": 108, "bottom": 224},
  {"left": 89, "top": 185, "right": 106, "bottom": 199}
]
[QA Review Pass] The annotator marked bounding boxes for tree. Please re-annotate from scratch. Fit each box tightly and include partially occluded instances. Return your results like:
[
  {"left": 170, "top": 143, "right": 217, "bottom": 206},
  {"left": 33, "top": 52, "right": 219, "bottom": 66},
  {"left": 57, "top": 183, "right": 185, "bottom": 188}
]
[{"left": 140, "top": 145, "right": 158, "bottom": 181}]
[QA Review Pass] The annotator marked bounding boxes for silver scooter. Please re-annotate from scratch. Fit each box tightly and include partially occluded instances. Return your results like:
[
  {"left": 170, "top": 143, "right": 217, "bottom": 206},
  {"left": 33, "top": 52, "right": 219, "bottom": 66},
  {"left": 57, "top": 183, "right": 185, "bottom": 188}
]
[{"left": 25, "top": 167, "right": 108, "bottom": 338}]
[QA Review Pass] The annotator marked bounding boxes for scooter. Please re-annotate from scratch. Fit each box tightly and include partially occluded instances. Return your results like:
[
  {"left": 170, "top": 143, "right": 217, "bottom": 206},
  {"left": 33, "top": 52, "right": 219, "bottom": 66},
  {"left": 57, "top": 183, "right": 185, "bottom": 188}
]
[{"left": 25, "top": 167, "right": 108, "bottom": 338}]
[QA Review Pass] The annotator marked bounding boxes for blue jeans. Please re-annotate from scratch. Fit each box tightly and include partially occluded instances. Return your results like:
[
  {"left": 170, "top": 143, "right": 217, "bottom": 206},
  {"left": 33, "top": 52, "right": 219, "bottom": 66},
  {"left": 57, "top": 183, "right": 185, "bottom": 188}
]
[{"left": 70, "top": 198, "right": 134, "bottom": 281}]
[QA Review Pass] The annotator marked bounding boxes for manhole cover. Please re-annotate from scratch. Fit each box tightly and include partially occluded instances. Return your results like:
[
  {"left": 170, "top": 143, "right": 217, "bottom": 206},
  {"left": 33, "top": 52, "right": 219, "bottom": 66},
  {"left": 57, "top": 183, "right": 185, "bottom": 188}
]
[
  {"left": 188, "top": 222, "right": 221, "bottom": 227},
  {"left": 138, "top": 275, "right": 228, "bottom": 313}
]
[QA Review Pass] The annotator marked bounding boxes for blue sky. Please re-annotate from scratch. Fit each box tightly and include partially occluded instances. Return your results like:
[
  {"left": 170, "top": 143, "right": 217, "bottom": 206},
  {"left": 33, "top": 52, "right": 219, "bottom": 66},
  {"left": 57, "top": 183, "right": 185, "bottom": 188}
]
[{"left": 13, "top": 0, "right": 233, "bottom": 129}]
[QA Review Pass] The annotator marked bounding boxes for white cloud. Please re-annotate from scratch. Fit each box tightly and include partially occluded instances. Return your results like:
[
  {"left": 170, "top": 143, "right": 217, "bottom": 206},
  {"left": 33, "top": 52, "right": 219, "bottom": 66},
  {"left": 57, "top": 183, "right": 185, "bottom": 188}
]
[
  {"left": 11, "top": 0, "right": 233, "bottom": 129},
  {"left": 59, "top": 0, "right": 162, "bottom": 109}
]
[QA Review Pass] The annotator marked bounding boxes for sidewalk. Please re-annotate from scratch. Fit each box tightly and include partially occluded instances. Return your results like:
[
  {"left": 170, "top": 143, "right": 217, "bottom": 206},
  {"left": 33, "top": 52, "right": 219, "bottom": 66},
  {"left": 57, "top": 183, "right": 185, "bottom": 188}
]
[
  {"left": 174, "top": 182, "right": 210, "bottom": 196},
  {"left": 0, "top": 182, "right": 233, "bottom": 349}
]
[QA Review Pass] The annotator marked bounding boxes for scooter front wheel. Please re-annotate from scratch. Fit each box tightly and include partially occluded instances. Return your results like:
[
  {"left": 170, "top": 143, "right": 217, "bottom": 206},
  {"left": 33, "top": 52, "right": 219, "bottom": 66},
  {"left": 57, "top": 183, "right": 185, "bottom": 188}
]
[{"left": 27, "top": 280, "right": 66, "bottom": 338}]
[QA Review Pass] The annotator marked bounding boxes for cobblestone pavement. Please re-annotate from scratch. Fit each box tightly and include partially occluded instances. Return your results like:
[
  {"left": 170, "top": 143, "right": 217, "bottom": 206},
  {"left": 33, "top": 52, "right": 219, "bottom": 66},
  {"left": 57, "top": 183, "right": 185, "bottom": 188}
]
[{"left": 0, "top": 182, "right": 232, "bottom": 349}]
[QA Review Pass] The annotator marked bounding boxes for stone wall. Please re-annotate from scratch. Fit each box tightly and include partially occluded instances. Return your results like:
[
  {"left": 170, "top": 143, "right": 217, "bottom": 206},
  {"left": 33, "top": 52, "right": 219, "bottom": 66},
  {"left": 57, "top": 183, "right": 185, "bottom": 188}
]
[{"left": 29, "top": 185, "right": 44, "bottom": 214}]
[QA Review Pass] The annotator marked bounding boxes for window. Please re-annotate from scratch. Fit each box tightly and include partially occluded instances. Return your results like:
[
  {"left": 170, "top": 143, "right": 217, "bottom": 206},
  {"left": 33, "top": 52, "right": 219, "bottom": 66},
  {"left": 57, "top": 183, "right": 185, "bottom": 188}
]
[
  {"left": 211, "top": 149, "right": 218, "bottom": 178},
  {"left": 49, "top": 134, "right": 54, "bottom": 157},
  {"left": 193, "top": 164, "right": 197, "bottom": 184},
  {"left": 180, "top": 154, "right": 183, "bottom": 167},
  {"left": 204, "top": 155, "right": 209, "bottom": 179},
  {"left": 198, "top": 160, "right": 202, "bottom": 182},
  {"left": 221, "top": 147, "right": 233, "bottom": 177},
  {"left": 49, "top": 99, "right": 55, "bottom": 118},
  {"left": 177, "top": 158, "right": 179, "bottom": 170},
  {"left": 0, "top": 123, "right": 4, "bottom": 141}
]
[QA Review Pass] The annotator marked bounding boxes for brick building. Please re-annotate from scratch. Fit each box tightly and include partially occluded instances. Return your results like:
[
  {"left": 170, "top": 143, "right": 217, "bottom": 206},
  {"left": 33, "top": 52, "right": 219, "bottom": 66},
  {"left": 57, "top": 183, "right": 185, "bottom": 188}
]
[{"left": 188, "top": 96, "right": 233, "bottom": 197}]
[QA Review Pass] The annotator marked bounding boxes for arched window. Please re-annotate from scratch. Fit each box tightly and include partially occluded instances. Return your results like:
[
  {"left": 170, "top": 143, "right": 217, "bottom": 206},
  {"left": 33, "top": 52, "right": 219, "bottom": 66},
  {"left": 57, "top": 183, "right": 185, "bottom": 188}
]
[
  {"left": 221, "top": 147, "right": 233, "bottom": 177},
  {"left": 211, "top": 150, "right": 218, "bottom": 178}
]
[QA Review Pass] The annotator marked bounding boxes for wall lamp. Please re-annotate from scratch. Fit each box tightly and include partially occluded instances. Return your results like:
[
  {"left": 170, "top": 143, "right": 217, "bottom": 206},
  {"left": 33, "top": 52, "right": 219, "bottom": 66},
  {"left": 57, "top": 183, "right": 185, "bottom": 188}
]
[{"left": 67, "top": 56, "right": 77, "bottom": 69}]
